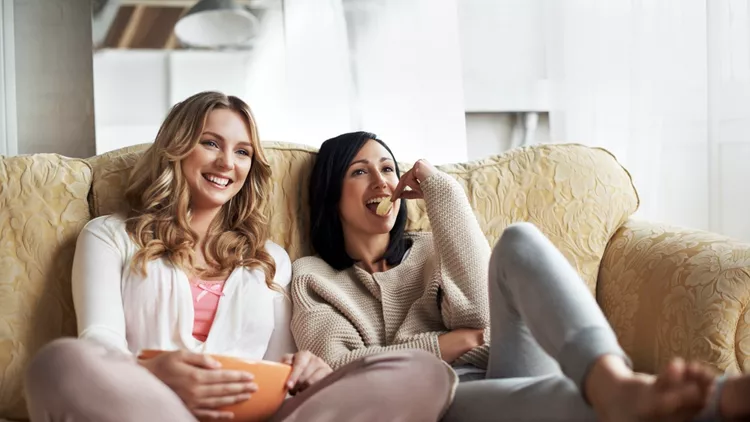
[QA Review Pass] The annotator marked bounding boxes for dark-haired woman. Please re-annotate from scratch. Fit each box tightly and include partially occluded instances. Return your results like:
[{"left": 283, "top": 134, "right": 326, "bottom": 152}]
[{"left": 291, "top": 131, "right": 750, "bottom": 422}]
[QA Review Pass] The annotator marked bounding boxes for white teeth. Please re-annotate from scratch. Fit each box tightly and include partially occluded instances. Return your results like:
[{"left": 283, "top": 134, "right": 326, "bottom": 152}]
[
  {"left": 366, "top": 196, "right": 389, "bottom": 205},
  {"left": 205, "top": 174, "right": 229, "bottom": 186}
]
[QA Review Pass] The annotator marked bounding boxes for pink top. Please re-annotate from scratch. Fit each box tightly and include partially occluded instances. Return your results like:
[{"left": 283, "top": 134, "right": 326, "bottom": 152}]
[{"left": 189, "top": 280, "right": 226, "bottom": 342}]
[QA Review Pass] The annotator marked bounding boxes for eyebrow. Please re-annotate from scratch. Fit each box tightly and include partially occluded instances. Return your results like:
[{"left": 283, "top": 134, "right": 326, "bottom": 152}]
[
  {"left": 349, "top": 157, "right": 394, "bottom": 167},
  {"left": 202, "top": 131, "right": 253, "bottom": 149}
]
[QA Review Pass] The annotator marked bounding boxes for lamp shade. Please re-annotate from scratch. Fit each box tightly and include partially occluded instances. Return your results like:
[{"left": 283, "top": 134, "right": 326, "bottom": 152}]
[{"left": 174, "top": 0, "right": 259, "bottom": 49}]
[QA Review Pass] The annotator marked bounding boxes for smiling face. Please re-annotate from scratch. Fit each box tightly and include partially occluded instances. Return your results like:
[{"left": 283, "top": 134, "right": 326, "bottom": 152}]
[
  {"left": 339, "top": 139, "right": 402, "bottom": 237},
  {"left": 181, "top": 108, "right": 254, "bottom": 212}
]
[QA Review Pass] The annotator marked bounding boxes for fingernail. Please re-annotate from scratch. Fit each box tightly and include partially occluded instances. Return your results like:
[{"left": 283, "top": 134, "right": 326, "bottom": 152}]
[
  {"left": 287, "top": 381, "right": 294, "bottom": 388},
  {"left": 247, "top": 383, "right": 258, "bottom": 392},
  {"left": 242, "top": 372, "right": 254, "bottom": 381},
  {"left": 238, "top": 393, "right": 252, "bottom": 401}
]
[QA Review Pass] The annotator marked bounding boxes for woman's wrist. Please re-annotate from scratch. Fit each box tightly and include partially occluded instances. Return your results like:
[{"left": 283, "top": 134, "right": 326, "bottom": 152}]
[
  {"left": 137, "top": 357, "right": 156, "bottom": 374},
  {"left": 418, "top": 171, "right": 443, "bottom": 192},
  {"left": 464, "top": 329, "right": 484, "bottom": 350}
]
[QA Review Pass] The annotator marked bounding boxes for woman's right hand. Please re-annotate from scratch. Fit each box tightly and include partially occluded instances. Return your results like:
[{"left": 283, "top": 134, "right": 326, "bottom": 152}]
[
  {"left": 391, "top": 159, "right": 439, "bottom": 201},
  {"left": 438, "top": 328, "right": 485, "bottom": 363},
  {"left": 139, "top": 350, "right": 257, "bottom": 421}
]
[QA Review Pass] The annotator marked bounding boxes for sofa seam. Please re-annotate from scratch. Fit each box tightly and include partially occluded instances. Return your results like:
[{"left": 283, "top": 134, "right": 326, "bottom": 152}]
[
  {"left": 591, "top": 146, "right": 641, "bottom": 214},
  {"left": 734, "top": 298, "right": 748, "bottom": 373}
]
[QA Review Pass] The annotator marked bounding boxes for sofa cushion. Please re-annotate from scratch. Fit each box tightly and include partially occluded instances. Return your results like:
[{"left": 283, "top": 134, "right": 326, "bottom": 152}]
[
  {"left": 87, "top": 142, "right": 638, "bottom": 294},
  {"left": 0, "top": 154, "right": 92, "bottom": 420},
  {"left": 86, "top": 143, "right": 150, "bottom": 218}
]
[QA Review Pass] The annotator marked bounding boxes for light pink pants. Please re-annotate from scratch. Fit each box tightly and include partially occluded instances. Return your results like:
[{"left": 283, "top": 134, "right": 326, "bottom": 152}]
[{"left": 25, "top": 338, "right": 454, "bottom": 422}]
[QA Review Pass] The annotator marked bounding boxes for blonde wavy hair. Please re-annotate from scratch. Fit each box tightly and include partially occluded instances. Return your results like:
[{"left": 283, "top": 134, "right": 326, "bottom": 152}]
[{"left": 124, "top": 91, "right": 279, "bottom": 292}]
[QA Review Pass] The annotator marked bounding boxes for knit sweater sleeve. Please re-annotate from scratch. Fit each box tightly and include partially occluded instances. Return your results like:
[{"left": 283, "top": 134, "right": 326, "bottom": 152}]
[
  {"left": 291, "top": 273, "right": 446, "bottom": 370},
  {"left": 421, "top": 171, "right": 491, "bottom": 330}
]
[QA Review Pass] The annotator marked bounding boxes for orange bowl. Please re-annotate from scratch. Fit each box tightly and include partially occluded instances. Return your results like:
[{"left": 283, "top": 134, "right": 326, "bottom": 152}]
[{"left": 139, "top": 349, "right": 292, "bottom": 422}]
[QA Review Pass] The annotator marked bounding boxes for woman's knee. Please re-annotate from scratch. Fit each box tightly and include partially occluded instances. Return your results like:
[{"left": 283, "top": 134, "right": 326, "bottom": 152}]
[
  {"left": 408, "top": 349, "right": 455, "bottom": 390},
  {"left": 25, "top": 338, "right": 99, "bottom": 401},
  {"left": 367, "top": 350, "right": 455, "bottom": 414},
  {"left": 492, "top": 222, "right": 543, "bottom": 262},
  {"left": 365, "top": 349, "right": 446, "bottom": 374},
  {"left": 393, "top": 349, "right": 453, "bottom": 382}
]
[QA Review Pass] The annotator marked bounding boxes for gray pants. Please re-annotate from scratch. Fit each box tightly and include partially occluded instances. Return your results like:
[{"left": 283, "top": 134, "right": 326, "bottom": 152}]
[{"left": 443, "top": 222, "right": 627, "bottom": 422}]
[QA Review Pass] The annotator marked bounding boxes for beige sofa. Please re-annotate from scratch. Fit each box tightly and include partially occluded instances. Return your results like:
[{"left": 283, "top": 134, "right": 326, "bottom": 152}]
[{"left": 1, "top": 142, "right": 749, "bottom": 420}]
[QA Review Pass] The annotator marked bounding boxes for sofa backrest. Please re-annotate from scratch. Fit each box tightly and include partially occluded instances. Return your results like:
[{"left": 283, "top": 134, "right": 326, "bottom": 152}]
[{"left": 87, "top": 141, "right": 639, "bottom": 292}]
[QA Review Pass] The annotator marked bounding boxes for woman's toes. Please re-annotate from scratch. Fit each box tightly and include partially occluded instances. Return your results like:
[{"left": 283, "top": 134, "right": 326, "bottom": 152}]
[
  {"left": 719, "top": 374, "right": 750, "bottom": 419},
  {"left": 656, "top": 358, "right": 687, "bottom": 390}
]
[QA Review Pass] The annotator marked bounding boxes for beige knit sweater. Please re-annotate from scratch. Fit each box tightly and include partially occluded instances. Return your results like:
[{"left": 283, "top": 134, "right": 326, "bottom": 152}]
[{"left": 291, "top": 171, "right": 491, "bottom": 370}]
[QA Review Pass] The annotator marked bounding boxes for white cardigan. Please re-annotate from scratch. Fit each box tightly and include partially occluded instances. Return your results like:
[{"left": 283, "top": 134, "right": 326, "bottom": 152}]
[{"left": 72, "top": 215, "right": 296, "bottom": 362}]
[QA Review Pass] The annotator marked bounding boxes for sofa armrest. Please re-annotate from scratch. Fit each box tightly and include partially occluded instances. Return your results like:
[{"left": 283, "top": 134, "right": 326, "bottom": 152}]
[{"left": 598, "top": 219, "right": 750, "bottom": 375}]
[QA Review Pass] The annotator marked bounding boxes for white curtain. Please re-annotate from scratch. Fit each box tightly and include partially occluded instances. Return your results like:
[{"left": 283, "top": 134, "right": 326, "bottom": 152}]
[
  {"left": 544, "top": 0, "right": 711, "bottom": 230},
  {"left": 243, "top": 1, "right": 352, "bottom": 143},
  {"left": 281, "top": 0, "right": 354, "bottom": 143},
  {"left": 256, "top": 0, "right": 468, "bottom": 164},
  {"left": 706, "top": 0, "right": 750, "bottom": 240},
  {"left": 342, "top": 0, "right": 468, "bottom": 164}
]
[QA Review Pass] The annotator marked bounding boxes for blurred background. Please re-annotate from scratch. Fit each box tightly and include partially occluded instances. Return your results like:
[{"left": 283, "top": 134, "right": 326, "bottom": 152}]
[
  {"left": 2, "top": 0, "right": 750, "bottom": 240},
  {"left": 88, "top": 0, "right": 549, "bottom": 164}
]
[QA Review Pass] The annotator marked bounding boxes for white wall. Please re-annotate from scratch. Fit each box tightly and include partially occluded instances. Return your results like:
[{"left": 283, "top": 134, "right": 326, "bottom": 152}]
[
  {"left": 545, "top": 0, "right": 711, "bottom": 232},
  {"left": 458, "top": 0, "right": 550, "bottom": 162},
  {"left": 541, "top": 0, "right": 750, "bottom": 241},
  {"left": 13, "top": 0, "right": 95, "bottom": 157},
  {"left": 282, "top": 0, "right": 353, "bottom": 146},
  {"left": 458, "top": 0, "right": 548, "bottom": 113},
  {"left": 708, "top": 0, "right": 750, "bottom": 240},
  {"left": 345, "top": 0, "right": 468, "bottom": 164},
  {"left": 93, "top": 51, "right": 167, "bottom": 154},
  {"left": 465, "top": 113, "right": 551, "bottom": 161},
  {"left": 94, "top": 50, "right": 258, "bottom": 154},
  {"left": 466, "top": 113, "right": 514, "bottom": 161},
  {"left": 0, "top": 0, "right": 17, "bottom": 156},
  {"left": 94, "top": 8, "right": 294, "bottom": 153}
]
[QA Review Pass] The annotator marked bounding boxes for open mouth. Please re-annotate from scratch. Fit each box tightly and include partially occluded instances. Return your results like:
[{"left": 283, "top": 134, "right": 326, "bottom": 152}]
[
  {"left": 202, "top": 173, "right": 233, "bottom": 189},
  {"left": 365, "top": 196, "right": 392, "bottom": 216}
]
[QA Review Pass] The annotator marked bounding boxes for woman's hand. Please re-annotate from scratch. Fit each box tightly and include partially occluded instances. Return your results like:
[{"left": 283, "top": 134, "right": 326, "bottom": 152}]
[
  {"left": 391, "top": 159, "right": 439, "bottom": 201},
  {"left": 437, "top": 328, "right": 485, "bottom": 364},
  {"left": 281, "top": 350, "right": 333, "bottom": 395},
  {"left": 139, "top": 350, "right": 256, "bottom": 421}
]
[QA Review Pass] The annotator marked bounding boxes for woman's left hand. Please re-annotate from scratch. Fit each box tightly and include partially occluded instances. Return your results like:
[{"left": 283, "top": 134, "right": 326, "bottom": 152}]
[
  {"left": 391, "top": 159, "right": 438, "bottom": 201},
  {"left": 281, "top": 351, "right": 333, "bottom": 395}
]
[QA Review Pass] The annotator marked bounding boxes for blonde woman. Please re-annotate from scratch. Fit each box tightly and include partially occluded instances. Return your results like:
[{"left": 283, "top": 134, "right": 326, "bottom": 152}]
[{"left": 24, "top": 93, "right": 454, "bottom": 422}]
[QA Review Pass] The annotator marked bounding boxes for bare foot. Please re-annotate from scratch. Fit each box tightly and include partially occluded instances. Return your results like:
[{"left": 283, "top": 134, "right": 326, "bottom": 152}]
[
  {"left": 719, "top": 373, "right": 750, "bottom": 420},
  {"left": 677, "top": 359, "right": 750, "bottom": 421},
  {"left": 586, "top": 356, "right": 710, "bottom": 422}
]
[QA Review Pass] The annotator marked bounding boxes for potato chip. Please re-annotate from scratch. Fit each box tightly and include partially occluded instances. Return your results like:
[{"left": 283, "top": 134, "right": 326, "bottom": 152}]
[{"left": 376, "top": 196, "right": 392, "bottom": 216}]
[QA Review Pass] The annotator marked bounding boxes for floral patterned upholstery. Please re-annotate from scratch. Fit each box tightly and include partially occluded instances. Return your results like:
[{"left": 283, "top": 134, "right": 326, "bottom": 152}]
[
  {"left": 0, "top": 155, "right": 91, "bottom": 420},
  {"left": 600, "top": 219, "right": 750, "bottom": 374}
]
